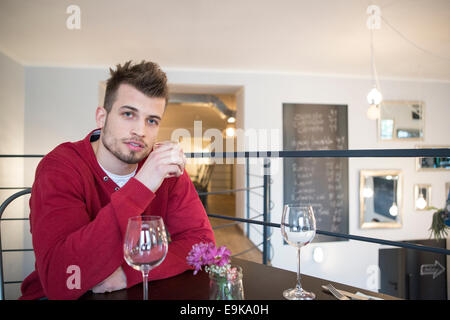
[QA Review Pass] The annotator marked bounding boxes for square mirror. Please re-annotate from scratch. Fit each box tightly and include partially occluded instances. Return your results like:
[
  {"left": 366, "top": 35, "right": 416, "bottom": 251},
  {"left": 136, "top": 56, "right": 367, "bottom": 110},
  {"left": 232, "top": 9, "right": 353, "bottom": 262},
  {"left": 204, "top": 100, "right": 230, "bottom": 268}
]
[
  {"left": 414, "top": 184, "right": 431, "bottom": 211},
  {"left": 378, "top": 101, "right": 424, "bottom": 141},
  {"left": 360, "top": 170, "right": 403, "bottom": 229}
]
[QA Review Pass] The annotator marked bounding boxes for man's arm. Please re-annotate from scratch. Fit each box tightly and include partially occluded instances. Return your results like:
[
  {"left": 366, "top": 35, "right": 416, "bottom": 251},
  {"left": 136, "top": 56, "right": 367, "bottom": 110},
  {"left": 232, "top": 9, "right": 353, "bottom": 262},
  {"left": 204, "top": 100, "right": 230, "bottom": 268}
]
[
  {"left": 30, "top": 157, "right": 154, "bottom": 299},
  {"left": 123, "top": 170, "right": 216, "bottom": 288}
]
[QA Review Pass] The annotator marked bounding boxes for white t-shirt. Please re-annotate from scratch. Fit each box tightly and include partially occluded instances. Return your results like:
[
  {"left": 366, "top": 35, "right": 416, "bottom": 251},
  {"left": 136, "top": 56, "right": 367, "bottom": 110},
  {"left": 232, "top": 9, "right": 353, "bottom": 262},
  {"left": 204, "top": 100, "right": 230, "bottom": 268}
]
[{"left": 98, "top": 163, "right": 137, "bottom": 188}]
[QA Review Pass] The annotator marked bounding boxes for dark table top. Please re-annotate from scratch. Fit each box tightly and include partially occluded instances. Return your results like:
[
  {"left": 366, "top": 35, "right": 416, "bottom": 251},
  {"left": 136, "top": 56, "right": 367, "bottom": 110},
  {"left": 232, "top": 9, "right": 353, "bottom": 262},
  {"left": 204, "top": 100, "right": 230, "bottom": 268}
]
[{"left": 80, "top": 257, "right": 400, "bottom": 300}]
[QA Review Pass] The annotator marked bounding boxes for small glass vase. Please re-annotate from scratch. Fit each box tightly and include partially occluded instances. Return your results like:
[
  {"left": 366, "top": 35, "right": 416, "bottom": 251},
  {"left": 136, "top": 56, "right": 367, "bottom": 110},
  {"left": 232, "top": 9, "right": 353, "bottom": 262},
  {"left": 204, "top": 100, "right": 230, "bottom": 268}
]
[{"left": 208, "top": 266, "right": 244, "bottom": 300}]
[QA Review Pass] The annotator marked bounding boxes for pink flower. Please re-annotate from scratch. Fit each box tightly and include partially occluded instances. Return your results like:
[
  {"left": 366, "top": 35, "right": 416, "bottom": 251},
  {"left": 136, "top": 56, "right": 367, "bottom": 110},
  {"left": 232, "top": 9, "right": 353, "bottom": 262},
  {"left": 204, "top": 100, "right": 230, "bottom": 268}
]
[
  {"left": 186, "top": 242, "right": 210, "bottom": 275},
  {"left": 213, "top": 245, "right": 231, "bottom": 267},
  {"left": 186, "top": 242, "right": 231, "bottom": 275}
]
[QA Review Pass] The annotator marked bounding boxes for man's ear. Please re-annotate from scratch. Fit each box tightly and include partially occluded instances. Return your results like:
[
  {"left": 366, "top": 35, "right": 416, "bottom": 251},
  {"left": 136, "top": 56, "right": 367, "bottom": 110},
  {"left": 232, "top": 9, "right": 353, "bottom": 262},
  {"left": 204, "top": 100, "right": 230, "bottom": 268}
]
[{"left": 96, "top": 106, "right": 107, "bottom": 128}]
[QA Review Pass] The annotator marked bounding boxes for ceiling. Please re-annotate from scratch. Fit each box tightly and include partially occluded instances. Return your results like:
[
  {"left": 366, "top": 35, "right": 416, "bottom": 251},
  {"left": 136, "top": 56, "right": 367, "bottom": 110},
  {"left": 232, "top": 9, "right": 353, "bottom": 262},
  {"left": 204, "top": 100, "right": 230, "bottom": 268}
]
[{"left": 0, "top": 0, "right": 449, "bottom": 80}]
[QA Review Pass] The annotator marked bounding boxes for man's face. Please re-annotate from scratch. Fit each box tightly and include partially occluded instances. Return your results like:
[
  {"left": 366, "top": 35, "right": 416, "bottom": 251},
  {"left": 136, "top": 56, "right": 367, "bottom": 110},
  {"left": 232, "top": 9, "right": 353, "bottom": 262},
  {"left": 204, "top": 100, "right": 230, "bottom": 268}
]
[{"left": 98, "top": 83, "right": 166, "bottom": 164}]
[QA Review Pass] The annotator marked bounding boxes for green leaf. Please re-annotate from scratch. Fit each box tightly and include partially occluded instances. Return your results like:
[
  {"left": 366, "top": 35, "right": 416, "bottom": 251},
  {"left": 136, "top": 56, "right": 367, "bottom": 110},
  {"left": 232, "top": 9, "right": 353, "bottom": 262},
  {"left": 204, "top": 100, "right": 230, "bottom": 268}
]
[{"left": 429, "top": 209, "right": 448, "bottom": 240}]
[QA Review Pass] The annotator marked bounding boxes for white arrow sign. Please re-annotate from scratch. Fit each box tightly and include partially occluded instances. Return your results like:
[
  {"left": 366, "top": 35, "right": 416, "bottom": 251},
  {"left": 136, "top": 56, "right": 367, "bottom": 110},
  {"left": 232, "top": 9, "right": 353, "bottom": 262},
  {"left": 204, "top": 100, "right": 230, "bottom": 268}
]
[{"left": 420, "top": 260, "right": 445, "bottom": 279}]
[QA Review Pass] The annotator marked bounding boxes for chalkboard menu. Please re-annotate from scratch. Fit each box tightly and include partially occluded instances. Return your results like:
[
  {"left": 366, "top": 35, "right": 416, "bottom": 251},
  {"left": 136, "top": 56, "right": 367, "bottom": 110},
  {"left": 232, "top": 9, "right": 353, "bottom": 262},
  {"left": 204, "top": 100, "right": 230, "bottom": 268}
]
[{"left": 283, "top": 103, "right": 349, "bottom": 243}]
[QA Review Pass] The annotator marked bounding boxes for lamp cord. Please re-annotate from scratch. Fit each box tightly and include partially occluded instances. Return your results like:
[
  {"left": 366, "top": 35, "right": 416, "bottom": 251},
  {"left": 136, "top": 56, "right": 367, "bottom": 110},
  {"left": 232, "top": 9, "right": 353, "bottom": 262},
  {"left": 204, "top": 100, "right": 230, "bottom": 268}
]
[
  {"left": 380, "top": 15, "right": 450, "bottom": 62},
  {"left": 370, "top": 26, "right": 382, "bottom": 94}
]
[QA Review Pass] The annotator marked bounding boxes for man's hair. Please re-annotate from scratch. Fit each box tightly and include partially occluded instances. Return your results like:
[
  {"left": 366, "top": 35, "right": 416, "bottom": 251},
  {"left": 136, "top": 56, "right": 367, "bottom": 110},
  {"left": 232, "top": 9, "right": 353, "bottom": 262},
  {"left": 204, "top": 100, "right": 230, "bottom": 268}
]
[{"left": 103, "top": 60, "right": 168, "bottom": 112}]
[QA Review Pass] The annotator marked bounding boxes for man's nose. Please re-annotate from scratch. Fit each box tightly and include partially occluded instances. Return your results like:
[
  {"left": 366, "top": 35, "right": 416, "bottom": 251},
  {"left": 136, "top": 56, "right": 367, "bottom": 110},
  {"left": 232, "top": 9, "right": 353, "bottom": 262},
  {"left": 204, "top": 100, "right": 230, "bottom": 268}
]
[{"left": 131, "top": 120, "right": 146, "bottom": 137}]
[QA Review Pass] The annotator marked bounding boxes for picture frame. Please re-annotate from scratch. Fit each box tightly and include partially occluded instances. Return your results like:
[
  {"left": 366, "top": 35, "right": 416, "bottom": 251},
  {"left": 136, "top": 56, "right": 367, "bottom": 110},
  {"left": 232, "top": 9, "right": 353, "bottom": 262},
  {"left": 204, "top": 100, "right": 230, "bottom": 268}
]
[
  {"left": 360, "top": 169, "right": 403, "bottom": 229},
  {"left": 415, "top": 145, "right": 450, "bottom": 171},
  {"left": 445, "top": 182, "right": 450, "bottom": 203},
  {"left": 378, "top": 101, "right": 425, "bottom": 142}
]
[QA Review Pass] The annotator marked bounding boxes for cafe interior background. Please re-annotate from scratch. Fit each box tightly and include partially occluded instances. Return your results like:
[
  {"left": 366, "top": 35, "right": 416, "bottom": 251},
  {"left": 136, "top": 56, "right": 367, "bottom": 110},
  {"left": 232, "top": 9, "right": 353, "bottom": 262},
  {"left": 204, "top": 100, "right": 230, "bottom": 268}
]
[{"left": 0, "top": 0, "right": 449, "bottom": 299}]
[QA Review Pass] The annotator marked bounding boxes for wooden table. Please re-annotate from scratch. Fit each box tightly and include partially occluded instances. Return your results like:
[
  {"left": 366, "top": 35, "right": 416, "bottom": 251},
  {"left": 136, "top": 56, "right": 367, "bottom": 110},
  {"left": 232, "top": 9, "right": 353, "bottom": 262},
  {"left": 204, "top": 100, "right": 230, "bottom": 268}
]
[{"left": 80, "top": 257, "right": 399, "bottom": 300}]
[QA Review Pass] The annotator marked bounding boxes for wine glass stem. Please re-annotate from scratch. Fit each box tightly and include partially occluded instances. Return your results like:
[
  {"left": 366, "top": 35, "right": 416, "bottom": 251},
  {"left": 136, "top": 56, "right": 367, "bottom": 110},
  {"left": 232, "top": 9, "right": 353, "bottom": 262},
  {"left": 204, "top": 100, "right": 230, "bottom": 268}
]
[
  {"left": 296, "top": 247, "right": 302, "bottom": 291},
  {"left": 142, "top": 268, "right": 150, "bottom": 300}
]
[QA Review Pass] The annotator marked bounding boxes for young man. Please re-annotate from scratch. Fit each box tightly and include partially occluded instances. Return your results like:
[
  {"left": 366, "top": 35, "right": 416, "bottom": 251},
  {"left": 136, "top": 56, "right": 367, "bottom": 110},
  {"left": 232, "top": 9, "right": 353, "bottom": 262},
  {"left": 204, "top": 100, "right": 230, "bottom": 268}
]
[{"left": 20, "top": 61, "right": 215, "bottom": 300}]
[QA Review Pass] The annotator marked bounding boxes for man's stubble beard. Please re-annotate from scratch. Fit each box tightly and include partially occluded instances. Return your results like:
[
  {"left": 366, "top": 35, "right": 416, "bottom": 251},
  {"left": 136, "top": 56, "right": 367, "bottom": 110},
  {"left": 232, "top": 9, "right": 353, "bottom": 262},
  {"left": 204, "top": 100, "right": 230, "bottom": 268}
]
[{"left": 101, "top": 116, "right": 150, "bottom": 165}]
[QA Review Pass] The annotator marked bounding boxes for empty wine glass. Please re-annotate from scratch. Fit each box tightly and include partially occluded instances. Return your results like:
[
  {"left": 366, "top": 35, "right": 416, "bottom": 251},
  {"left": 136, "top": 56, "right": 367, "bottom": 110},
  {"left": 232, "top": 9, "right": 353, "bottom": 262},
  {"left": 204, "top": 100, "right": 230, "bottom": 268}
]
[
  {"left": 124, "top": 216, "right": 168, "bottom": 300},
  {"left": 281, "top": 204, "right": 316, "bottom": 300}
]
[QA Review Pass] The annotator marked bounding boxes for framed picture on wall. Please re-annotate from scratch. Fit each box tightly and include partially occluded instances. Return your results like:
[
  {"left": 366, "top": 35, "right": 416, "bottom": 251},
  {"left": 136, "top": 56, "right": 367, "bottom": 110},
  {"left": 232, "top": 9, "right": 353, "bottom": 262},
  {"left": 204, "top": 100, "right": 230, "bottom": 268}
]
[
  {"left": 378, "top": 101, "right": 424, "bottom": 141},
  {"left": 415, "top": 145, "right": 450, "bottom": 171},
  {"left": 360, "top": 170, "right": 403, "bottom": 229}
]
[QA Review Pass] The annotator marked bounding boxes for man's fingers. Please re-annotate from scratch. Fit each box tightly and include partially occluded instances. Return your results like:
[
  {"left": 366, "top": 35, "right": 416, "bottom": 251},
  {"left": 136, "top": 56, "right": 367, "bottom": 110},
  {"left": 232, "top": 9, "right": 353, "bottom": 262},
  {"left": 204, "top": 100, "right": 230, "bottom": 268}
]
[
  {"left": 152, "top": 143, "right": 174, "bottom": 153},
  {"left": 181, "top": 151, "right": 187, "bottom": 166},
  {"left": 91, "top": 266, "right": 127, "bottom": 294},
  {"left": 92, "top": 283, "right": 106, "bottom": 293},
  {"left": 147, "top": 143, "right": 185, "bottom": 179},
  {"left": 153, "top": 143, "right": 182, "bottom": 153},
  {"left": 165, "top": 164, "right": 183, "bottom": 178},
  {"left": 157, "top": 154, "right": 184, "bottom": 167}
]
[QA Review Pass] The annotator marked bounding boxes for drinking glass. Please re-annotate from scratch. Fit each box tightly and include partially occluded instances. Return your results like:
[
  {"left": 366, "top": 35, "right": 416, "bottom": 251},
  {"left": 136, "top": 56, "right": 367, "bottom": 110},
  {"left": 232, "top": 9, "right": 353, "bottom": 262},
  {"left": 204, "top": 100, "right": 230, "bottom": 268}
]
[
  {"left": 281, "top": 204, "right": 316, "bottom": 300},
  {"left": 124, "top": 216, "right": 168, "bottom": 300}
]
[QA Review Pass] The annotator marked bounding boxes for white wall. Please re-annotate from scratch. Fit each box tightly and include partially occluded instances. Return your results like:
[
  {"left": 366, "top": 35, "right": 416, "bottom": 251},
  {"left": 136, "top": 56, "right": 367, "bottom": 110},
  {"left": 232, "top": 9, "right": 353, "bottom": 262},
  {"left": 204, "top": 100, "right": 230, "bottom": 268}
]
[
  {"left": 23, "top": 67, "right": 108, "bottom": 149},
  {"left": 0, "top": 51, "right": 27, "bottom": 300},
  {"left": 0, "top": 51, "right": 25, "bottom": 187},
  {"left": 8, "top": 64, "right": 450, "bottom": 297},
  {"left": 23, "top": 66, "right": 108, "bottom": 186}
]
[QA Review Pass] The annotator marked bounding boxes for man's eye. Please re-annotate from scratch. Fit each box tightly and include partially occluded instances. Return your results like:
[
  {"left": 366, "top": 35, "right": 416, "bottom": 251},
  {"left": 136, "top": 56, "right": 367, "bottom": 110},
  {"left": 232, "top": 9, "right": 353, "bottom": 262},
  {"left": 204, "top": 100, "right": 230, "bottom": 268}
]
[
  {"left": 148, "top": 119, "right": 159, "bottom": 125},
  {"left": 123, "top": 112, "right": 133, "bottom": 118}
]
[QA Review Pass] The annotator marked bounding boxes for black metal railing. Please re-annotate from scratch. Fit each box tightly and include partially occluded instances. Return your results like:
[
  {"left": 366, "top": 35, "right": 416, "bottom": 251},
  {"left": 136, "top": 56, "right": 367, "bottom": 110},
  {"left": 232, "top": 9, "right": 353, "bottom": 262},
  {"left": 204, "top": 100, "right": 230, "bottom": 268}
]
[
  {"left": 187, "top": 148, "right": 450, "bottom": 260},
  {"left": 1, "top": 147, "right": 450, "bottom": 299}
]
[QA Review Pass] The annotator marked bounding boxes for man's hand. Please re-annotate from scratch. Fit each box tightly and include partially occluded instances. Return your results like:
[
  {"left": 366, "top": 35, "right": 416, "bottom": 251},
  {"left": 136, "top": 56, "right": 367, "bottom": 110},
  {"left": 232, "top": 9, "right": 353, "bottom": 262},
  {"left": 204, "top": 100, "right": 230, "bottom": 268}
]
[
  {"left": 135, "top": 141, "right": 186, "bottom": 193},
  {"left": 91, "top": 266, "right": 127, "bottom": 294}
]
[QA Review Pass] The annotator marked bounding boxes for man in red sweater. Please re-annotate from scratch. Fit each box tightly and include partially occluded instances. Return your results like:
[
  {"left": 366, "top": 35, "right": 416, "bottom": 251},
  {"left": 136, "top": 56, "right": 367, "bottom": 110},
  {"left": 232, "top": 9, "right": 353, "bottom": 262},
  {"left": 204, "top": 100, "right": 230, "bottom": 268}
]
[{"left": 19, "top": 60, "right": 215, "bottom": 300}]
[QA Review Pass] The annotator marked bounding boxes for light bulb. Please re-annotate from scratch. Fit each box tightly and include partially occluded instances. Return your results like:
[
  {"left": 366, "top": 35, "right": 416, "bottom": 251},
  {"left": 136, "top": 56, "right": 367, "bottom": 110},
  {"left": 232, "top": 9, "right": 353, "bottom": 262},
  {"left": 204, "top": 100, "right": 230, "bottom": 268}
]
[
  {"left": 366, "top": 104, "right": 380, "bottom": 120},
  {"left": 367, "top": 87, "right": 383, "bottom": 105},
  {"left": 363, "top": 187, "right": 374, "bottom": 198},
  {"left": 227, "top": 117, "right": 236, "bottom": 124},
  {"left": 225, "top": 127, "right": 235, "bottom": 137},
  {"left": 416, "top": 194, "right": 427, "bottom": 210},
  {"left": 389, "top": 203, "right": 398, "bottom": 216}
]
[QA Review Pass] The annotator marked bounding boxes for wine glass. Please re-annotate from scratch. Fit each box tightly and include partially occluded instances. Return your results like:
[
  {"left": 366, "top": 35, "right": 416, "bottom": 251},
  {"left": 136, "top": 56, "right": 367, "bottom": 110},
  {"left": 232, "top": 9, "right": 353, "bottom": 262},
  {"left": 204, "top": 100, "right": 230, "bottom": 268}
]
[
  {"left": 281, "top": 204, "right": 316, "bottom": 300},
  {"left": 124, "top": 216, "right": 168, "bottom": 300}
]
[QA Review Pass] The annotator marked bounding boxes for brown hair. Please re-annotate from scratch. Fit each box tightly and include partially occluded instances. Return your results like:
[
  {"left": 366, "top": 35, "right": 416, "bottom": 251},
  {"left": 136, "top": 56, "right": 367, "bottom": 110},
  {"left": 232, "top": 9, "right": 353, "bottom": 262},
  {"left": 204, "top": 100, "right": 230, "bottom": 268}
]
[{"left": 103, "top": 60, "right": 168, "bottom": 112}]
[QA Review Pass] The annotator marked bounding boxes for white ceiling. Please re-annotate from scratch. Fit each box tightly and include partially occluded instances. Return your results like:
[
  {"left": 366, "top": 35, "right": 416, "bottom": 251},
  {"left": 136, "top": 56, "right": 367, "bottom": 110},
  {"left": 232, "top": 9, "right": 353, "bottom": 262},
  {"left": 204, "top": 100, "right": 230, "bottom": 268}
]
[{"left": 0, "top": 0, "right": 449, "bottom": 80}]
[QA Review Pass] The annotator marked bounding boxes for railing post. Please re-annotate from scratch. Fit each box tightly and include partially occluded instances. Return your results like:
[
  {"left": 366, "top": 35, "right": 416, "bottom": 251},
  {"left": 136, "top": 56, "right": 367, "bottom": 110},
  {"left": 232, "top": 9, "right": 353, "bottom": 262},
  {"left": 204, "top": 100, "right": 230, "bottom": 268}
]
[
  {"left": 0, "top": 220, "right": 4, "bottom": 300},
  {"left": 268, "top": 159, "right": 271, "bottom": 261},
  {"left": 246, "top": 157, "right": 250, "bottom": 238},
  {"left": 263, "top": 158, "right": 270, "bottom": 265}
]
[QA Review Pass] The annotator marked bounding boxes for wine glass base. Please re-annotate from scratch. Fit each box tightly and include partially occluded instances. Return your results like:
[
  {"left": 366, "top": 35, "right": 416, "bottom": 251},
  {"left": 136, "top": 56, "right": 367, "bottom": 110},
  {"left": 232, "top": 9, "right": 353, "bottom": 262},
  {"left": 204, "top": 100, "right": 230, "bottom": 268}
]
[{"left": 283, "top": 287, "right": 316, "bottom": 300}]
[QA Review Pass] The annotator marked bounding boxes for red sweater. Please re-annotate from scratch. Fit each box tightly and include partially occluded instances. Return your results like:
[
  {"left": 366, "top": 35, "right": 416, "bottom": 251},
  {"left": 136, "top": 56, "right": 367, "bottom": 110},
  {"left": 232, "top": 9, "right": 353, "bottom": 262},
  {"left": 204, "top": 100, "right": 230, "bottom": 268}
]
[{"left": 19, "top": 129, "right": 215, "bottom": 300}]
